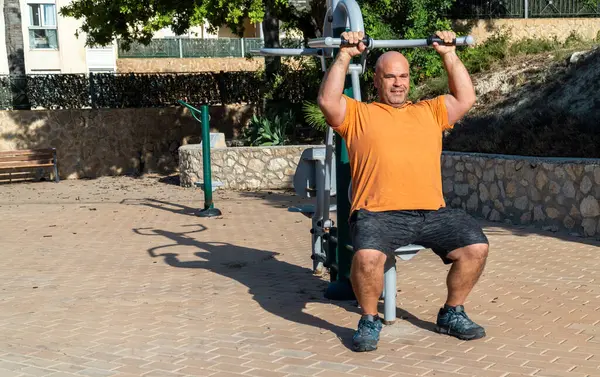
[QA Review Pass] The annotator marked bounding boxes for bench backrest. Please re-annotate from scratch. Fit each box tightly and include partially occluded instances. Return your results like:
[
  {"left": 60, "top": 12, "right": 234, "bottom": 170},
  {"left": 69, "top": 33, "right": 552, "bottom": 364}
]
[
  {"left": 293, "top": 147, "right": 337, "bottom": 198},
  {"left": 0, "top": 149, "right": 56, "bottom": 167}
]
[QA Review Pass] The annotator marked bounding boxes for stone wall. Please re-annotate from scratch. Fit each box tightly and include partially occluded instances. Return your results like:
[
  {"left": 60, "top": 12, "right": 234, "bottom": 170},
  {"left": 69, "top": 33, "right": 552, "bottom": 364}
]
[
  {"left": 456, "top": 18, "right": 600, "bottom": 44},
  {"left": 117, "top": 57, "right": 265, "bottom": 73},
  {"left": 0, "top": 104, "right": 255, "bottom": 179},
  {"left": 443, "top": 152, "right": 600, "bottom": 237},
  {"left": 179, "top": 144, "right": 315, "bottom": 190},
  {"left": 179, "top": 146, "right": 600, "bottom": 237}
]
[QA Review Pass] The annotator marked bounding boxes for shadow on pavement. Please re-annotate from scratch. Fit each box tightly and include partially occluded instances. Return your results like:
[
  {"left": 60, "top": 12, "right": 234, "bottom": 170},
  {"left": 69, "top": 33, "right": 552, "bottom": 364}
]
[
  {"left": 135, "top": 223, "right": 360, "bottom": 350},
  {"left": 121, "top": 198, "right": 200, "bottom": 216},
  {"left": 237, "top": 190, "right": 320, "bottom": 209},
  {"left": 135, "top": 222, "right": 443, "bottom": 350}
]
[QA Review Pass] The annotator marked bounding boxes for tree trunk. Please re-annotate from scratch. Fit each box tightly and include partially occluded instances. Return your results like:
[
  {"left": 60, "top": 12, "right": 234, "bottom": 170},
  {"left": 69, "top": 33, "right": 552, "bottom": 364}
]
[
  {"left": 263, "top": 0, "right": 281, "bottom": 81},
  {"left": 4, "top": 0, "right": 30, "bottom": 109},
  {"left": 296, "top": 0, "right": 327, "bottom": 43}
]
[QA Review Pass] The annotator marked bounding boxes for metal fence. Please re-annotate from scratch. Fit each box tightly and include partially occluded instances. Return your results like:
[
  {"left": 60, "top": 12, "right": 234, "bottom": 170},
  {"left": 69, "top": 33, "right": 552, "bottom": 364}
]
[
  {"left": 447, "top": 0, "right": 600, "bottom": 17},
  {"left": 448, "top": 0, "right": 525, "bottom": 17},
  {"left": 529, "top": 0, "right": 600, "bottom": 16},
  {"left": 118, "top": 37, "right": 305, "bottom": 59}
]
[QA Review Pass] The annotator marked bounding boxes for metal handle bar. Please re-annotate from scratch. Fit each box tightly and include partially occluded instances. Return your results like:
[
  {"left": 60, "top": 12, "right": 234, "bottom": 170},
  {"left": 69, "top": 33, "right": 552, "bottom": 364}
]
[
  {"left": 308, "top": 35, "right": 474, "bottom": 49},
  {"left": 249, "top": 48, "right": 324, "bottom": 56}
]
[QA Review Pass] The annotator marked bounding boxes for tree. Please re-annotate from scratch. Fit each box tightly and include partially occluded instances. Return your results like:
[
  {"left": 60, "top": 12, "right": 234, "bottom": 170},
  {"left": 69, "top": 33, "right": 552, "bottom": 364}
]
[
  {"left": 59, "top": 0, "right": 326, "bottom": 49},
  {"left": 60, "top": 0, "right": 455, "bottom": 87},
  {"left": 60, "top": 0, "right": 328, "bottom": 84},
  {"left": 4, "top": 0, "right": 30, "bottom": 109},
  {"left": 358, "top": 0, "right": 455, "bottom": 86}
]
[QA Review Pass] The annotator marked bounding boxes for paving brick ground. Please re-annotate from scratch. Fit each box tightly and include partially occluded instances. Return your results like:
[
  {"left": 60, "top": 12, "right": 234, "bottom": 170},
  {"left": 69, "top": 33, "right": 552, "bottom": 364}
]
[{"left": 0, "top": 175, "right": 599, "bottom": 377}]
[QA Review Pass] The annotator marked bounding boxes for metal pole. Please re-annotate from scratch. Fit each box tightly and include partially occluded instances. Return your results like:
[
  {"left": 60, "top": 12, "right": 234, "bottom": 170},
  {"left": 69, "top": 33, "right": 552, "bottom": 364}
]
[
  {"left": 350, "top": 69, "right": 362, "bottom": 101},
  {"left": 332, "top": 0, "right": 364, "bottom": 31},
  {"left": 524, "top": 0, "right": 529, "bottom": 18},
  {"left": 198, "top": 105, "right": 222, "bottom": 217},
  {"left": 250, "top": 48, "right": 323, "bottom": 56},
  {"left": 326, "top": 82, "right": 354, "bottom": 299},
  {"left": 308, "top": 35, "right": 474, "bottom": 48},
  {"left": 201, "top": 105, "right": 213, "bottom": 209},
  {"left": 322, "top": 0, "right": 366, "bottom": 301}
]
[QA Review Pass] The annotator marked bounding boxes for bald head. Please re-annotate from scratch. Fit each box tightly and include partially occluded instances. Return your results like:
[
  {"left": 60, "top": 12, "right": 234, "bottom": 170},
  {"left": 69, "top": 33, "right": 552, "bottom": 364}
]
[
  {"left": 375, "top": 51, "right": 409, "bottom": 75},
  {"left": 373, "top": 51, "right": 411, "bottom": 107}
]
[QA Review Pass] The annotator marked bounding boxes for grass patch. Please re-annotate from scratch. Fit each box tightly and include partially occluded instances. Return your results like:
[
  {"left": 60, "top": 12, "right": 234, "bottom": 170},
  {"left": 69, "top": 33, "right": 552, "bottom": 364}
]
[
  {"left": 508, "top": 36, "right": 560, "bottom": 55},
  {"left": 458, "top": 31, "right": 510, "bottom": 74},
  {"left": 410, "top": 74, "right": 448, "bottom": 101},
  {"left": 508, "top": 31, "right": 598, "bottom": 61},
  {"left": 413, "top": 30, "right": 599, "bottom": 99}
]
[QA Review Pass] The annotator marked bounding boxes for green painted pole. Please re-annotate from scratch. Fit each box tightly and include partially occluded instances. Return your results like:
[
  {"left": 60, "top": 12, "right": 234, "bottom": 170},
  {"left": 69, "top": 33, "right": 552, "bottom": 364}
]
[
  {"left": 334, "top": 91, "right": 353, "bottom": 281},
  {"left": 201, "top": 105, "right": 213, "bottom": 209},
  {"left": 198, "top": 105, "right": 222, "bottom": 217},
  {"left": 324, "top": 26, "right": 356, "bottom": 301}
]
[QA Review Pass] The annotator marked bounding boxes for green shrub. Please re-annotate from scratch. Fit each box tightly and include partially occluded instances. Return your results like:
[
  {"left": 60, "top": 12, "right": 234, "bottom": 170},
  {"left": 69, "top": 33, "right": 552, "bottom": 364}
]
[
  {"left": 302, "top": 101, "right": 328, "bottom": 132},
  {"left": 458, "top": 31, "right": 509, "bottom": 73},
  {"left": 508, "top": 36, "right": 559, "bottom": 55},
  {"left": 242, "top": 109, "right": 295, "bottom": 146},
  {"left": 563, "top": 30, "right": 584, "bottom": 48},
  {"left": 409, "top": 74, "right": 448, "bottom": 101},
  {"left": 358, "top": 0, "right": 455, "bottom": 86},
  {"left": 399, "top": 10, "right": 454, "bottom": 85}
]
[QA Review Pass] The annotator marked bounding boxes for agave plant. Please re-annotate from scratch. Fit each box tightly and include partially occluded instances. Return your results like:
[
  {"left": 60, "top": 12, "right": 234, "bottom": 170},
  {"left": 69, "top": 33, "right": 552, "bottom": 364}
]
[
  {"left": 243, "top": 109, "right": 294, "bottom": 146},
  {"left": 302, "top": 101, "right": 328, "bottom": 132}
]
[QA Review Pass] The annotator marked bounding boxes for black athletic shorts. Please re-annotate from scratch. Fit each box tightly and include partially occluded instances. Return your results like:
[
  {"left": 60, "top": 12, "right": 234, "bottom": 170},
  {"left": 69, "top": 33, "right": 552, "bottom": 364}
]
[{"left": 349, "top": 207, "right": 489, "bottom": 264}]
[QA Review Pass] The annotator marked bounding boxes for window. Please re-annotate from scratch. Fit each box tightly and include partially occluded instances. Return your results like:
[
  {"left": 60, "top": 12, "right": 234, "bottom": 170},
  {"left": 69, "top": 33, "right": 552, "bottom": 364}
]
[
  {"left": 88, "top": 68, "right": 115, "bottom": 74},
  {"left": 28, "top": 4, "right": 58, "bottom": 49},
  {"left": 30, "top": 69, "right": 61, "bottom": 74}
]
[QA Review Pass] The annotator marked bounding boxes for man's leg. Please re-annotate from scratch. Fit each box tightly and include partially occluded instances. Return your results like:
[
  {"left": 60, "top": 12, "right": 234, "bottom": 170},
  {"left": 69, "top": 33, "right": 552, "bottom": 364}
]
[
  {"left": 348, "top": 249, "right": 387, "bottom": 352},
  {"left": 351, "top": 249, "right": 387, "bottom": 316},
  {"left": 348, "top": 209, "right": 419, "bottom": 352},
  {"left": 417, "top": 208, "right": 489, "bottom": 341},
  {"left": 445, "top": 243, "right": 489, "bottom": 307}
]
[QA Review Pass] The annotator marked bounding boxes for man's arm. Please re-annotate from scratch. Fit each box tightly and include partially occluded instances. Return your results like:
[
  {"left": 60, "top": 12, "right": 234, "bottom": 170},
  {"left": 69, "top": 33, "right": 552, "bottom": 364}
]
[
  {"left": 442, "top": 51, "right": 476, "bottom": 125},
  {"left": 317, "top": 31, "right": 366, "bottom": 128},
  {"left": 432, "top": 31, "right": 476, "bottom": 126}
]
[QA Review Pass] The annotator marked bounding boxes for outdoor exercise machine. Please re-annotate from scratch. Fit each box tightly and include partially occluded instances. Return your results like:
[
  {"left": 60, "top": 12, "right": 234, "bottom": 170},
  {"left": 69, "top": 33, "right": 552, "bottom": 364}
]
[
  {"left": 178, "top": 100, "right": 222, "bottom": 218},
  {"left": 251, "top": 0, "right": 474, "bottom": 324}
]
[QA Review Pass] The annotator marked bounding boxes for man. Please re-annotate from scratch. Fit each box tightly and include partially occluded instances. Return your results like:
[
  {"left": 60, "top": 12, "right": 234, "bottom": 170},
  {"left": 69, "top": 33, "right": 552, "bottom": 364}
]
[{"left": 317, "top": 30, "right": 490, "bottom": 352}]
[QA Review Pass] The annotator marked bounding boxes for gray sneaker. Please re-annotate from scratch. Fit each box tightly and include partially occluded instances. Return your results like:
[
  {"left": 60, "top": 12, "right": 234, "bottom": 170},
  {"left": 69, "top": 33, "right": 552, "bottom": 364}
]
[
  {"left": 352, "top": 314, "right": 383, "bottom": 352},
  {"left": 435, "top": 305, "right": 486, "bottom": 340}
]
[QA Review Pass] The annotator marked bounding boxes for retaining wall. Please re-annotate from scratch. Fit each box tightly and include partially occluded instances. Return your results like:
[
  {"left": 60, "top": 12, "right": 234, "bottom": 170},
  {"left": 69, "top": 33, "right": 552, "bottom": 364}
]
[
  {"left": 0, "top": 105, "right": 254, "bottom": 179},
  {"left": 179, "top": 144, "right": 314, "bottom": 190},
  {"left": 180, "top": 145, "right": 600, "bottom": 237}
]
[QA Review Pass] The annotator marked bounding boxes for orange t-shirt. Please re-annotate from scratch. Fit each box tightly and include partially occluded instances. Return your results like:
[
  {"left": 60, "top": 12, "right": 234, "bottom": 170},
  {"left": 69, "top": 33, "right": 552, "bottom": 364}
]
[{"left": 334, "top": 95, "right": 453, "bottom": 214}]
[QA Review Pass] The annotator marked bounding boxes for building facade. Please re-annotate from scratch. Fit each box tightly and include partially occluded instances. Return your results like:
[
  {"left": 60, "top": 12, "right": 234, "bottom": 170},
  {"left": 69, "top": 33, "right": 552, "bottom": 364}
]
[
  {"left": 0, "top": 0, "right": 117, "bottom": 73},
  {"left": 0, "top": 0, "right": 262, "bottom": 74}
]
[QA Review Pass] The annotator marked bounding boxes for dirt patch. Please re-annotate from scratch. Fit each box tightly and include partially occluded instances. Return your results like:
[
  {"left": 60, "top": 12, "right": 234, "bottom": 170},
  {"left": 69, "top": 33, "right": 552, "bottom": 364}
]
[{"left": 445, "top": 47, "right": 600, "bottom": 158}]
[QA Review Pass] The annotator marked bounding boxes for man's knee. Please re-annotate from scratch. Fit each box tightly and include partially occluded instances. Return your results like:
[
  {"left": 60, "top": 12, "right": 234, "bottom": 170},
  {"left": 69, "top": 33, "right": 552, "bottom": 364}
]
[
  {"left": 352, "top": 249, "right": 387, "bottom": 275},
  {"left": 447, "top": 243, "right": 489, "bottom": 262}
]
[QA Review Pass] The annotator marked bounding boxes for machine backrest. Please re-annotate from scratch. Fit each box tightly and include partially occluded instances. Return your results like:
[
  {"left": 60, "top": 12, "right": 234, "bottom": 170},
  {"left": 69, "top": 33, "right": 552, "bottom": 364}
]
[{"left": 292, "top": 147, "right": 337, "bottom": 198}]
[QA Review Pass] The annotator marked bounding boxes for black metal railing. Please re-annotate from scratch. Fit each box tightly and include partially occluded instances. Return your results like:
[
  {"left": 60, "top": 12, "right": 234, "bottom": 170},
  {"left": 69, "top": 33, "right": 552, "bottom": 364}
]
[{"left": 446, "top": 0, "right": 600, "bottom": 17}]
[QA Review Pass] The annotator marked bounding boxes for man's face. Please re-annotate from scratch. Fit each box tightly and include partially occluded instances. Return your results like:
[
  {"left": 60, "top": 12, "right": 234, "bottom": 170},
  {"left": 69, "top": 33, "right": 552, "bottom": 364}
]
[{"left": 374, "top": 54, "right": 410, "bottom": 107}]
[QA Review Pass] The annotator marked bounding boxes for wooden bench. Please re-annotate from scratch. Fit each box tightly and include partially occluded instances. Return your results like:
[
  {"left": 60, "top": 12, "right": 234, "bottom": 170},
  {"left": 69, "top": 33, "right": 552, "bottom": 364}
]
[{"left": 0, "top": 148, "right": 59, "bottom": 183}]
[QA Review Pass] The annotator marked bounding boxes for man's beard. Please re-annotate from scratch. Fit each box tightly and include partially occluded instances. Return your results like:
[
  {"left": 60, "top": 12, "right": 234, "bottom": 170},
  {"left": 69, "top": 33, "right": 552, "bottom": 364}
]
[{"left": 386, "top": 90, "right": 407, "bottom": 106}]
